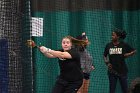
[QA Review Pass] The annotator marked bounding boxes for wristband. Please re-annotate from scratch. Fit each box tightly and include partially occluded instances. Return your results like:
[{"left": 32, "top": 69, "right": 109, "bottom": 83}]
[{"left": 47, "top": 48, "right": 51, "bottom": 53}]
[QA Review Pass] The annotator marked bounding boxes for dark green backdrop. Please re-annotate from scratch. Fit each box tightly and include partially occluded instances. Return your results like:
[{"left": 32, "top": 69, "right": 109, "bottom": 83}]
[{"left": 30, "top": 1, "right": 140, "bottom": 93}]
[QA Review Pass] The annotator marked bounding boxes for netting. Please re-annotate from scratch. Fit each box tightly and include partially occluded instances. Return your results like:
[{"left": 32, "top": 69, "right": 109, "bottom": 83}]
[
  {"left": 0, "top": 0, "right": 140, "bottom": 93},
  {"left": 0, "top": 0, "right": 33, "bottom": 93}
]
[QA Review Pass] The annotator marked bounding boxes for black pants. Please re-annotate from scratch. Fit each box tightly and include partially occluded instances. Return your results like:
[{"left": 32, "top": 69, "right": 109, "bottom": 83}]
[
  {"left": 52, "top": 77, "right": 83, "bottom": 93},
  {"left": 108, "top": 73, "right": 128, "bottom": 93}
]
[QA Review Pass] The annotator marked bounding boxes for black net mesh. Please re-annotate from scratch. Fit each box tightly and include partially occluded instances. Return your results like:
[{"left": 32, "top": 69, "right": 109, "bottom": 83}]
[{"left": 0, "top": 0, "right": 33, "bottom": 93}]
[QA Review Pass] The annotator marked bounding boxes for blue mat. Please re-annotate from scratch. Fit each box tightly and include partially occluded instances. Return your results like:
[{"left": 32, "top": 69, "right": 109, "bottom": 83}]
[{"left": 0, "top": 39, "right": 9, "bottom": 93}]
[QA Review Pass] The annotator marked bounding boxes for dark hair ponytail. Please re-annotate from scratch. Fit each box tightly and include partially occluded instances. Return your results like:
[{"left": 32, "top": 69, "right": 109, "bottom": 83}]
[
  {"left": 74, "top": 34, "right": 89, "bottom": 51},
  {"left": 120, "top": 31, "right": 127, "bottom": 39},
  {"left": 114, "top": 29, "right": 127, "bottom": 40}
]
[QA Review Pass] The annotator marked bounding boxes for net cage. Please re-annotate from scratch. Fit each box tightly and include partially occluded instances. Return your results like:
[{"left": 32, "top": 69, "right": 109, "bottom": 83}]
[
  {"left": 0, "top": 0, "right": 33, "bottom": 93},
  {"left": 0, "top": 0, "right": 140, "bottom": 93}
]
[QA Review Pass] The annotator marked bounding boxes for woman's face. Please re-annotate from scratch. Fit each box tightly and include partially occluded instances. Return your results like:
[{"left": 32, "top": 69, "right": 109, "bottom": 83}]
[
  {"left": 112, "top": 32, "right": 119, "bottom": 42},
  {"left": 62, "top": 38, "right": 72, "bottom": 51}
]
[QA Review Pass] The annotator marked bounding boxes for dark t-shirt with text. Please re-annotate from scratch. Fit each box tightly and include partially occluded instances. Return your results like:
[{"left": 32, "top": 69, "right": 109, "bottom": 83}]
[{"left": 104, "top": 41, "right": 135, "bottom": 75}]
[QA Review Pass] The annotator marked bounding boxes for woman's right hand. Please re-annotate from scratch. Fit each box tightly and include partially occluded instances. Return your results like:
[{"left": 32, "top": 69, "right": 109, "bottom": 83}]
[
  {"left": 91, "top": 66, "right": 95, "bottom": 70},
  {"left": 107, "top": 63, "right": 112, "bottom": 69}
]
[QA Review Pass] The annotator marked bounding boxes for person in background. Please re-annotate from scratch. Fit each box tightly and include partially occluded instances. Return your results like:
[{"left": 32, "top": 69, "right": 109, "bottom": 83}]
[
  {"left": 128, "top": 77, "right": 140, "bottom": 93},
  {"left": 76, "top": 32, "right": 95, "bottom": 93},
  {"left": 132, "top": 83, "right": 140, "bottom": 93},
  {"left": 39, "top": 36, "right": 88, "bottom": 93},
  {"left": 103, "top": 29, "right": 136, "bottom": 93}
]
